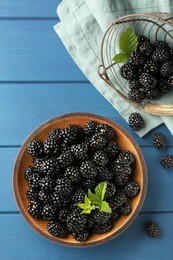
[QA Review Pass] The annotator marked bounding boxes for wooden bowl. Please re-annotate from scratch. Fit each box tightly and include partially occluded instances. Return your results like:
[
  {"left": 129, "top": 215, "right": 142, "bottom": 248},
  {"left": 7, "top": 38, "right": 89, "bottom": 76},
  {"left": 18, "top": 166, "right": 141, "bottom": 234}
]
[{"left": 13, "top": 112, "right": 147, "bottom": 247}]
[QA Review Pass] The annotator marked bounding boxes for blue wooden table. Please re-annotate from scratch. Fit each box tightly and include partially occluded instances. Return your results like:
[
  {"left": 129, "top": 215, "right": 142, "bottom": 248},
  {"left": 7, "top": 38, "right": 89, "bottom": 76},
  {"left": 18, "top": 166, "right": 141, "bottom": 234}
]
[{"left": 1, "top": 1, "right": 173, "bottom": 259}]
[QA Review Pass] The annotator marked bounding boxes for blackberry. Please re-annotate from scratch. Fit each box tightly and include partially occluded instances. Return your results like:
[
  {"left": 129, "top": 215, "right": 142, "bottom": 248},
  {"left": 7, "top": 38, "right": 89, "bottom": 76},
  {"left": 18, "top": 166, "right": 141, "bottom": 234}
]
[
  {"left": 59, "top": 124, "right": 80, "bottom": 144},
  {"left": 39, "top": 176, "right": 55, "bottom": 192},
  {"left": 120, "top": 63, "right": 137, "bottom": 80},
  {"left": 97, "top": 166, "right": 113, "bottom": 181},
  {"left": 34, "top": 158, "right": 44, "bottom": 171},
  {"left": 152, "top": 47, "right": 169, "bottom": 62},
  {"left": 139, "top": 41, "right": 153, "bottom": 56},
  {"left": 43, "top": 138, "right": 59, "bottom": 156},
  {"left": 143, "top": 60, "right": 159, "bottom": 75},
  {"left": 111, "top": 210, "right": 120, "bottom": 222},
  {"left": 40, "top": 159, "right": 55, "bottom": 175},
  {"left": 59, "top": 142, "right": 70, "bottom": 152},
  {"left": 28, "top": 172, "right": 41, "bottom": 189},
  {"left": 92, "top": 210, "right": 111, "bottom": 224},
  {"left": 129, "top": 51, "right": 145, "bottom": 66},
  {"left": 51, "top": 192, "right": 71, "bottom": 208},
  {"left": 160, "top": 155, "right": 173, "bottom": 169},
  {"left": 145, "top": 222, "right": 160, "bottom": 238},
  {"left": 153, "top": 132, "right": 166, "bottom": 149},
  {"left": 66, "top": 207, "right": 88, "bottom": 233},
  {"left": 93, "top": 150, "right": 109, "bottom": 166},
  {"left": 38, "top": 190, "right": 51, "bottom": 204},
  {"left": 120, "top": 202, "right": 132, "bottom": 215},
  {"left": 80, "top": 161, "right": 97, "bottom": 179},
  {"left": 89, "top": 133, "right": 107, "bottom": 150},
  {"left": 24, "top": 166, "right": 36, "bottom": 181},
  {"left": 153, "top": 41, "right": 169, "bottom": 49},
  {"left": 159, "top": 80, "right": 170, "bottom": 94},
  {"left": 104, "top": 141, "right": 120, "bottom": 159},
  {"left": 48, "top": 128, "right": 61, "bottom": 141},
  {"left": 71, "top": 143, "right": 88, "bottom": 161},
  {"left": 64, "top": 166, "right": 81, "bottom": 183},
  {"left": 57, "top": 208, "right": 69, "bottom": 223},
  {"left": 42, "top": 204, "right": 57, "bottom": 220},
  {"left": 114, "top": 172, "right": 129, "bottom": 187},
  {"left": 139, "top": 73, "right": 157, "bottom": 88},
  {"left": 72, "top": 230, "right": 89, "bottom": 242},
  {"left": 110, "top": 162, "right": 132, "bottom": 176},
  {"left": 27, "top": 139, "right": 44, "bottom": 158},
  {"left": 138, "top": 35, "right": 150, "bottom": 46},
  {"left": 57, "top": 150, "right": 74, "bottom": 168},
  {"left": 145, "top": 87, "right": 160, "bottom": 100},
  {"left": 129, "top": 79, "right": 142, "bottom": 90},
  {"left": 28, "top": 200, "right": 42, "bottom": 218},
  {"left": 95, "top": 124, "right": 114, "bottom": 139},
  {"left": 55, "top": 178, "right": 74, "bottom": 196},
  {"left": 167, "top": 75, "right": 173, "bottom": 87},
  {"left": 83, "top": 121, "right": 97, "bottom": 136},
  {"left": 128, "top": 88, "right": 145, "bottom": 103},
  {"left": 26, "top": 187, "right": 38, "bottom": 200},
  {"left": 160, "top": 61, "right": 173, "bottom": 78},
  {"left": 92, "top": 222, "right": 112, "bottom": 234},
  {"left": 128, "top": 112, "right": 145, "bottom": 131},
  {"left": 82, "top": 179, "right": 96, "bottom": 191},
  {"left": 72, "top": 188, "right": 86, "bottom": 204},
  {"left": 47, "top": 221, "right": 67, "bottom": 238},
  {"left": 109, "top": 192, "right": 127, "bottom": 210},
  {"left": 124, "top": 182, "right": 140, "bottom": 197},
  {"left": 105, "top": 182, "right": 116, "bottom": 199},
  {"left": 117, "top": 150, "right": 135, "bottom": 166}
]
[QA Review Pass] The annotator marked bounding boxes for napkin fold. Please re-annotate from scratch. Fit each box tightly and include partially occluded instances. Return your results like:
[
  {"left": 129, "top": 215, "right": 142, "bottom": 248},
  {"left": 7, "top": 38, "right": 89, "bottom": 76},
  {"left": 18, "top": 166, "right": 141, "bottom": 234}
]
[{"left": 54, "top": 0, "right": 173, "bottom": 137}]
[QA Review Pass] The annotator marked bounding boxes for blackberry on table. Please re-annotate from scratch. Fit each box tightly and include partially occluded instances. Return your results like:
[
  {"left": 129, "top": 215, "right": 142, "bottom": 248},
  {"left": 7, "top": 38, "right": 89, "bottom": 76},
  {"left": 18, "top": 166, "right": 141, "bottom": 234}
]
[
  {"left": 129, "top": 51, "right": 145, "bottom": 66},
  {"left": 89, "top": 133, "right": 107, "bottom": 150},
  {"left": 128, "top": 112, "right": 145, "bottom": 131},
  {"left": 83, "top": 121, "right": 97, "bottom": 136},
  {"left": 72, "top": 188, "right": 86, "bottom": 204},
  {"left": 47, "top": 221, "right": 68, "bottom": 238},
  {"left": 124, "top": 182, "right": 140, "bottom": 197},
  {"left": 120, "top": 63, "right": 137, "bottom": 80},
  {"left": 152, "top": 47, "right": 170, "bottom": 62},
  {"left": 28, "top": 200, "right": 42, "bottom": 218},
  {"left": 64, "top": 166, "right": 81, "bottom": 183},
  {"left": 139, "top": 41, "right": 153, "bottom": 56},
  {"left": 96, "top": 124, "right": 114, "bottom": 139},
  {"left": 160, "top": 61, "right": 173, "bottom": 78},
  {"left": 93, "top": 210, "right": 111, "bottom": 224},
  {"left": 104, "top": 141, "right": 120, "bottom": 159},
  {"left": 57, "top": 150, "right": 74, "bottom": 168},
  {"left": 27, "top": 139, "right": 44, "bottom": 158},
  {"left": 51, "top": 192, "right": 71, "bottom": 208},
  {"left": 93, "top": 150, "right": 109, "bottom": 166},
  {"left": 153, "top": 132, "right": 166, "bottom": 149},
  {"left": 120, "top": 202, "right": 132, "bottom": 215},
  {"left": 42, "top": 204, "right": 57, "bottom": 220},
  {"left": 145, "top": 222, "right": 160, "bottom": 238},
  {"left": 128, "top": 88, "right": 146, "bottom": 103},
  {"left": 71, "top": 143, "right": 88, "bottom": 161},
  {"left": 97, "top": 166, "right": 113, "bottom": 181},
  {"left": 160, "top": 155, "right": 173, "bottom": 169},
  {"left": 139, "top": 73, "right": 157, "bottom": 88},
  {"left": 72, "top": 230, "right": 89, "bottom": 242},
  {"left": 80, "top": 160, "right": 97, "bottom": 179},
  {"left": 55, "top": 178, "right": 74, "bottom": 196},
  {"left": 43, "top": 138, "right": 59, "bottom": 156}
]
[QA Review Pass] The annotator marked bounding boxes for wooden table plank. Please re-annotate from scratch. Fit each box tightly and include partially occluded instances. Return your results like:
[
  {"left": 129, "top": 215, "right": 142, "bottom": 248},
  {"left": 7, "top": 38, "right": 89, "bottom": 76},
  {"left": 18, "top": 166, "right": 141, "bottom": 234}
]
[
  {"left": 0, "top": 213, "right": 172, "bottom": 260},
  {"left": 0, "top": 0, "right": 60, "bottom": 18}
]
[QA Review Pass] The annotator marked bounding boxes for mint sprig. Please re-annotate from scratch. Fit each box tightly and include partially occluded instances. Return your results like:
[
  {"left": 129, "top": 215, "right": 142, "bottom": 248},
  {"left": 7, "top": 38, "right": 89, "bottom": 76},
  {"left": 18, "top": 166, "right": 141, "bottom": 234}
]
[
  {"left": 112, "top": 28, "right": 138, "bottom": 63},
  {"left": 76, "top": 181, "right": 112, "bottom": 214}
]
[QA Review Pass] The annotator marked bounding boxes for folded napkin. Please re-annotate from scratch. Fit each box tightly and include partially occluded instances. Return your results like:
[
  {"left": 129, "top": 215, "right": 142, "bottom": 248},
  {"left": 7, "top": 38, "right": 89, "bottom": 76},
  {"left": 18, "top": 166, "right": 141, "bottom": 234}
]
[{"left": 54, "top": 0, "right": 173, "bottom": 137}]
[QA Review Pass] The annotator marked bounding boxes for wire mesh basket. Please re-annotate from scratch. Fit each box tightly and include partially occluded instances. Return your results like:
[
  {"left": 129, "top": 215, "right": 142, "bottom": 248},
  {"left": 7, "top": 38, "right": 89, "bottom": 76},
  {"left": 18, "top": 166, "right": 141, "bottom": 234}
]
[{"left": 98, "top": 12, "right": 173, "bottom": 116}]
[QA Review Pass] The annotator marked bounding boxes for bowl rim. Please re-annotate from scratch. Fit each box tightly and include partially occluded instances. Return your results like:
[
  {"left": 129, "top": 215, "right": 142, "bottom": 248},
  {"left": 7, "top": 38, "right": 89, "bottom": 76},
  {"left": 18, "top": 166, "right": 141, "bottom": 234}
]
[{"left": 12, "top": 112, "right": 147, "bottom": 247}]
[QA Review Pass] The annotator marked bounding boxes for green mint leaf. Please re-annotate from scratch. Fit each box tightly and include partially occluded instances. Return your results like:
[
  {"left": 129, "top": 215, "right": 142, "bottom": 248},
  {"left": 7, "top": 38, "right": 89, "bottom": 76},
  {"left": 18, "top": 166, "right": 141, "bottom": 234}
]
[
  {"left": 84, "top": 195, "right": 91, "bottom": 207},
  {"left": 88, "top": 189, "right": 101, "bottom": 205},
  {"left": 75, "top": 203, "right": 88, "bottom": 210},
  {"left": 100, "top": 201, "right": 112, "bottom": 213},
  {"left": 119, "top": 28, "right": 138, "bottom": 55},
  {"left": 112, "top": 53, "right": 129, "bottom": 63},
  {"left": 95, "top": 181, "right": 107, "bottom": 201},
  {"left": 81, "top": 208, "right": 92, "bottom": 214}
]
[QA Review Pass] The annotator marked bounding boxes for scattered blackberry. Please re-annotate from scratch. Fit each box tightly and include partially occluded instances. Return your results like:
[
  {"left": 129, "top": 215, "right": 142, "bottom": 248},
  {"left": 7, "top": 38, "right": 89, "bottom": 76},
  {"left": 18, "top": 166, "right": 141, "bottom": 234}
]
[
  {"left": 143, "top": 60, "right": 159, "bottom": 75},
  {"left": 139, "top": 73, "right": 157, "bottom": 88},
  {"left": 47, "top": 221, "right": 67, "bottom": 238},
  {"left": 92, "top": 222, "right": 112, "bottom": 234},
  {"left": 160, "top": 61, "right": 173, "bottom": 78},
  {"left": 109, "top": 192, "right": 127, "bottom": 210},
  {"left": 128, "top": 88, "right": 146, "bottom": 103},
  {"left": 105, "top": 182, "right": 116, "bottom": 199},
  {"left": 72, "top": 230, "right": 89, "bottom": 242},
  {"left": 57, "top": 208, "right": 69, "bottom": 223},
  {"left": 28, "top": 200, "right": 42, "bottom": 218},
  {"left": 145, "top": 222, "right": 160, "bottom": 238},
  {"left": 40, "top": 159, "right": 55, "bottom": 175},
  {"left": 59, "top": 124, "right": 80, "bottom": 144},
  {"left": 120, "top": 63, "right": 137, "bottom": 80},
  {"left": 124, "top": 182, "right": 140, "bottom": 197},
  {"left": 129, "top": 79, "right": 142, "bottom": 89},
  {"left": 51, "top": 192, "right": 71, "bottom": 208},
  {"left": 57, "top": 150, "right": 74, "bottom": 168},
  {"left": 82, "top": 179, "right": 96, "bottom": 191},
  {"left": 104, "top": 141, "right": 120, "bottom": 159},
  {"left": 160, "top": 155, "right": 173, "bottom": 169},
  {"left": 114, "top": 172, "right": 129, "bottom": 187},
  {"left": 27, "top": 139, "right": 44, "bottom": 158},
  {"left": 93, "top": 150, "right": 109, "bottom": 166},
  {"left": 97, "top": 166, "right": 113, "bottom": 181},
  {"left": 26, "top": 187, "right": 38, "bottom": 200},
  {"left": 139, "top": 41, "right": 153, "bottom": 56},
  {"left": 72, "top": 188, "right": 86, "bottom": 204},
  {"left": 42, "top": 204, "right": 57, "bottom": 220},
  {"left": 152, "top": 47, "right": 169, "bottom": 62},
  {"left": 39, "top": 176, "right": 55, "bottom": 192},
  {"left": 83, "top": 121, "right": 97, "bottom": 136},
  {"left": 80, "top": 161, "right": 97, "bottom": 179},
  {"left": 89, "top": 133, "right": 107, "bottom": 150},
  {"left": 64, "top": 166, "right": 81, "bottom": 183},
  {"left": 71, "top": 143, "right": 88, "bottom": 161},
  {"left": 128, "top": 112, "right": 145, "bottom": 131},
  {"left": 153, "top": 132, "right": 166, "bottom": 149},
  {"left": 43, "top": 138, "right": 59, "bottom": 156},
  {"left": 119, "top": 202, "right": 132, "bottom": 215},
  {"left": 92, "top": 210, "right": 111, "bottom": 224},
  {"left": 24, "top": 166, "right": 36, "bottom": 181},
  {"left": 66, "top": 207, "right": 88, "bottom": 233},
  {"left": 129, "top": 51, "right": 145, "bottom": 66},
  {"left": 55, "top": 178, "right": 74, "bottom": 196},
  {"left": 117, "top": 150, "right": 135, "bottom": 166},
  {"left": 96, "top": 124, "right": 114, "bottom": 139},
  {"left": 145, "top": 87, "right": 160, "bottom": 100},
  {"left": 159, "top": 80, "right": 170, "bottom": 94}
]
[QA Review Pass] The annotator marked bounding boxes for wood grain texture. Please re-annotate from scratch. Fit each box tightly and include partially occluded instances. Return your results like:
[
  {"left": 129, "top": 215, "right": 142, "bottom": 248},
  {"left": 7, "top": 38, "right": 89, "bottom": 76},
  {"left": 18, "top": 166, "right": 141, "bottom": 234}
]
[{"left": 0, "top": 213, "right": 172, "bottom": 260}]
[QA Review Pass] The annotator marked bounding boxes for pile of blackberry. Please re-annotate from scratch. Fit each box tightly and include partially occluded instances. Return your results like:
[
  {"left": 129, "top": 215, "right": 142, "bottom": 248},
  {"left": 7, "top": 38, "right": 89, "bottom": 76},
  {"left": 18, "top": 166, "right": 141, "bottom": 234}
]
[
  {"left": 25, "top": 121, "right": 140, "bottom": 241},
  {"left": 120, "top": 36, "right": 173, "bottom": 103}
]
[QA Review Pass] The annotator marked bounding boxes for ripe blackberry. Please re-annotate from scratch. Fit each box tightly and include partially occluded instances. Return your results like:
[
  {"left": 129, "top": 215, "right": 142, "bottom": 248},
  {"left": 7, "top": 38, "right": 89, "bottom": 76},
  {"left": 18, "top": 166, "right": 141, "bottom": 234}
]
[
  {"left": 120, "top": 202, "right": 132, "bottom": 215},
  {"left": 93, "top": 150, "right": 109, "bottom": 166},
  {"left": 92, "top": 221, "right": 112, "bottom": 234},
  {"left": 160, "top": 61, "right": 173, "bottom": 78},
  {"left": 83, "top": 121, "right": 97, "bottom": 136},
  {"left": 138, "top": 35, "right": 150, "bottom": 46},
  {"left": 27, "top": 139, "right": 44, "bottom": 158},
  {"left": 57, "top": 150, "right": 74, "bottom": 168},
  {"left": 71, "top": 143, "right": 88, "bottom": 161},
  {"left": 95, "top": 124, "right": 114, "bottom": 139},
  {"left": 120, "top": 63, "right": 137, "bottom": 80},
  {"left": 153, "top": 41, "right": 169, "bottom": 49},
  {"left": 139, "top": 41, "right": 153, "bottom": 56},
  {"left": 160, "top": 155, "right": 173, "bottom": 169},
  {"left": 34, "top": 158, "right": 44, "bottom": 171},
  {"left": 129, "top": 79, "right": 142, "bottom": 89},
  {"left": 109, "top": 192, "right": 127, "bottom": 210},
  {"left": 24, "top": 166, "right": 36, "bottom": 181},
  {"left": 72, "top": 230, "right": 89, "bottom": 242},
  {"left": 40, "top": 159, "right": 55, "bottom": 175},
  {"left": 42, "top": 204, "right": 57, "bottom": 220},
  {"left": 26, "top": 187, "right": 38, "bottom": 200},
  {"left": 43, "top": 138, "right": 59, "bottom": 156},
  {"left": 59, "top": 142, "right": 70, "bottom": 152},
  {"left": 114, "top": 172, "right": 129, "bottom": 187},
  {"left": 110, "top": 162, "right": 132, "bottom": 176},
  {"left": 59, "top": 124, "right": 80, "bottom": 144},
  {"left": 117, "top": 150, "right": 135, "bottom": 166},
  {"left": 124, "top": 182, "right": 140, "bottom": 197},
  {"left": 159, "top": 80, "right": 170, "bottom": 94},
  {"left": 80, "top": 161, "right": 97, "bottom": 179},
  {"left": 92, "top": 210, "right": 111, "bottom": 224},
  {"left": 82, "top": 179, "right": 96, "bottom": 191},
  {"left": 57, "top": 208, "right": 69, "bottom": 223},
  {"left": 66, "top": 207, "right": 88, "bottom": 233},
  {"left": 38, "top": 190, "right": 51, "bottom": 204},
  {"left": 89, "top": 133, "right": 107, "bottom": 150},
  {"left": 152, "top": 47, "right": 169, "bottom": 62},
  {"left": 47, "top": 221, "right": 67, "bottom": 238},
  {"left": 143, "top": 60, "right": 159, "bottom": 75},
  {"left": 104, "top": 141, "right": 120, "bottom": 160},
  {"left": 129, "top": 51, "right": 145, "bottom": 66},
  {"left": 128, "top": 112, "right": 145, "bottom": 131},
  {"left": 145, "top": 87, "right": 160, "bottom": 100},
  {"left": 111, "top": 210, "right": 120, "bottom": 222},
  {"left": 128, "top": 88, "right": 145, "bottom": 103},
  {"left": 48, "top": 128, "right": 61, "bottom": 141},
  {"left": 97, "top": 166, "right": 113, "bottom": 181},
  {"left": 51, "top": 192, "right": 71, "bottom": 208},
  {"left": 64, "top": 166, "right": 81, "bottom": 183},
  {"left": 139, "top": 73, "right": 157, "bottom": 88},
  {"left": 55, "top": 178, "right": 74, "bottom": 196},
  {"left": 145, "top": 222, "right": 160, "bottom": 238},
  {"left": 39, "top": 176, "right": 55, "bottom": 192},
  {"left": 28, "top": 172, "right": 41, "bottom": 189},
  {"left": 28, "top": 200, "right": 42, "bottom": 218},
  {"left": 167, "top": 75, "right": 173, "bottom": 87},
  {"left": 105, "top": 182, "right": 116, "bottom": 199},
  {"left": 72, "top": 188, "right": 86, "bottom": 204},
  {"left": 153, "top": 132, "right": 166, "bottom": 149}
]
